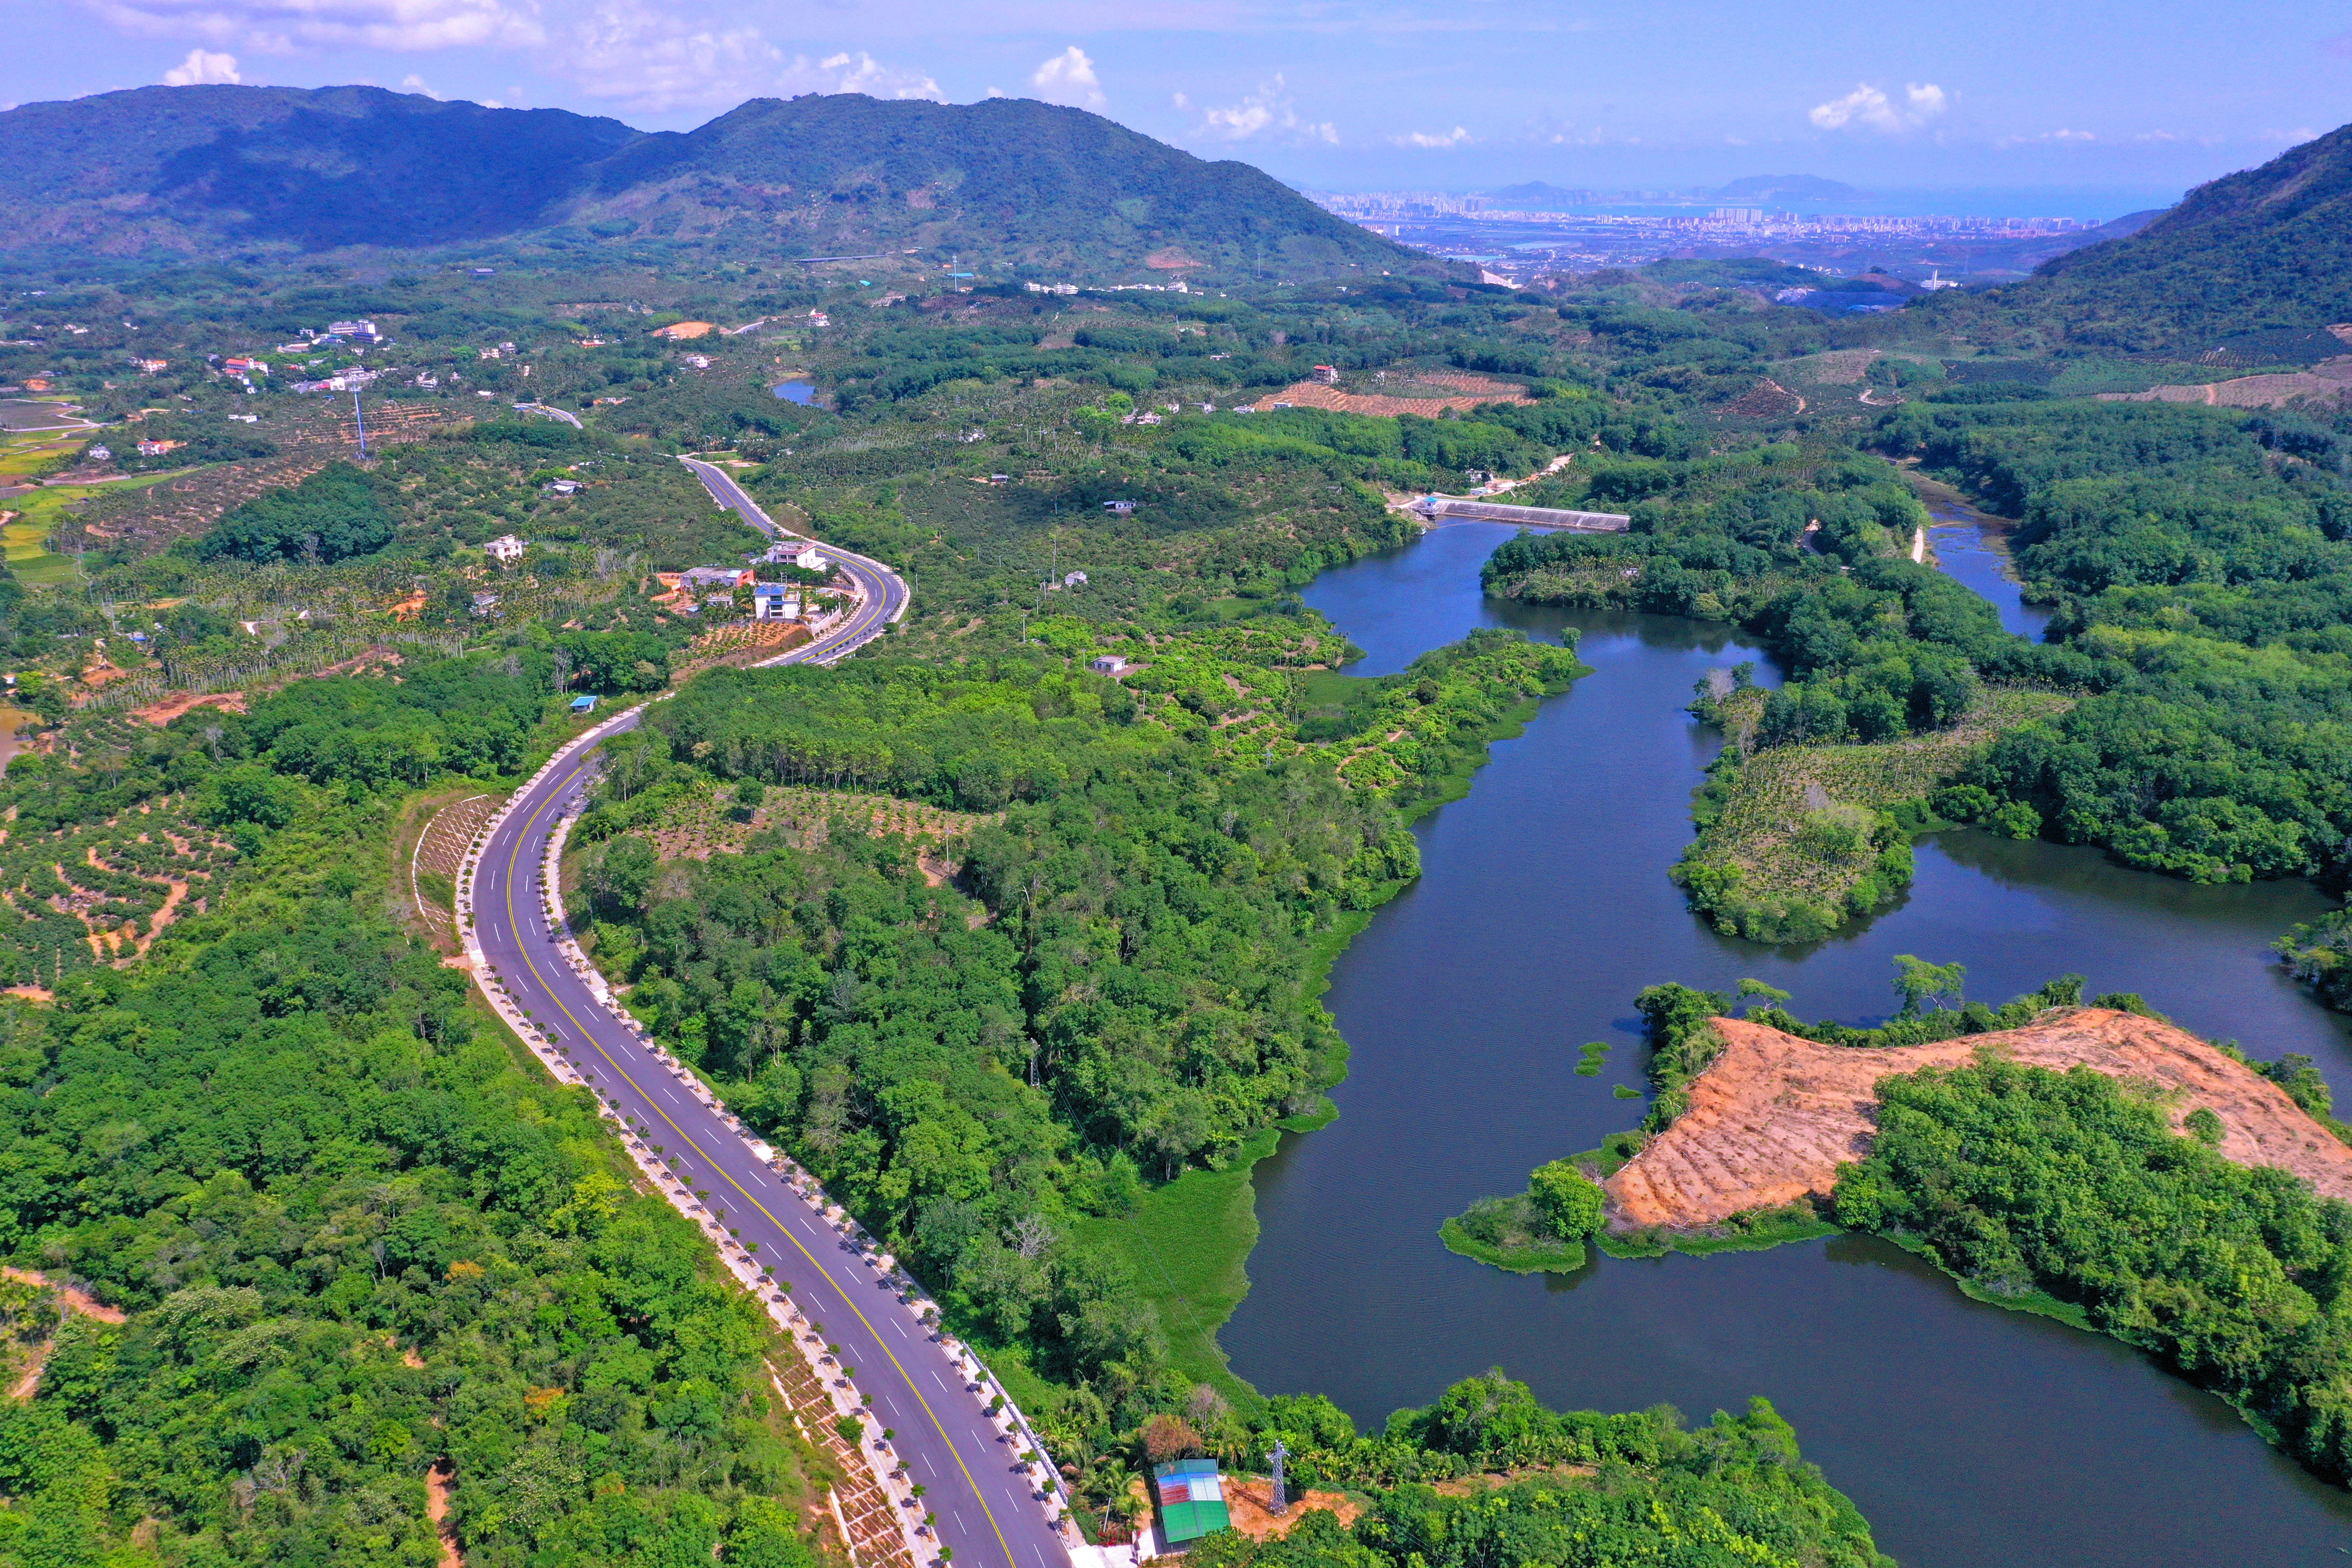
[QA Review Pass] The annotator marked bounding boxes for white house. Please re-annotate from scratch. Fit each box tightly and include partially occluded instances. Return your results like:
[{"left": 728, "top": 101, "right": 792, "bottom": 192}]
[
  {"left": 1103, "top": 500, "right": 1135, "bottom": 515},
  {"left": 485, "top": 534, "right": 527, "bottom": 563},
  {"left": 752, "top": 583, "right": 801, "bottom": 621},
  {"left": 791, "top": 543, "right": 828, "bottom": 574},
  {"left": 1089, "top": 654, "right": 1129, "bottom": 675}
]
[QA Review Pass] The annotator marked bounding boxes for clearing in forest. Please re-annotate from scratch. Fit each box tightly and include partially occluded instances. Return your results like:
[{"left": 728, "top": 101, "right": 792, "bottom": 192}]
[
  {"left": 1607, "top": 1010, "right": 2352, "bottom": 1230},
  {"left": 1250, "top": 371, "right": 1536, "bottom": 417},
  {"left": 645, "top": 782, "right": 998, "bottom": 864}
]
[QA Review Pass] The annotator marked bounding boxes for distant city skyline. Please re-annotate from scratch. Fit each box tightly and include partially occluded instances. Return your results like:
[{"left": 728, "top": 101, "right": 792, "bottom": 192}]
[{"left": 6, "top": 0, "right": 2347, "bottom": 211}]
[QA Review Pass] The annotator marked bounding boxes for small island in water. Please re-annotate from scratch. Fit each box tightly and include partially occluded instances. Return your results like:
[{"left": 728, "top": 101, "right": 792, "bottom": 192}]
[{"left": 1446, "top": 976, "right": 2352, "bottom": 1486}]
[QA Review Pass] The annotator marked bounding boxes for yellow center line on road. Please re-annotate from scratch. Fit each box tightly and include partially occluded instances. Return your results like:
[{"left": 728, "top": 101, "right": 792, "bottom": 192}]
[{"left": 496, "top": 753, "right": 1020, "bottom": 1568}]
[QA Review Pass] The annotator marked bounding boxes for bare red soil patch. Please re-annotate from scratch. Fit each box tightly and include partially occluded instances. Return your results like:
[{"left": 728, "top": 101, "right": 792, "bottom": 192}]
[
  {"left": 1606, "top": 1009, "right": 2352, "bottom": 1230},
  {"left": 131, "top": 690, "right": 246, "bottom": 726},
  {"left": 1251, "top": 372, "right": 1536, "bottom": 417},
  {"left": 1221, "top": 1477, "right": 1361, "bottom": 1538}
]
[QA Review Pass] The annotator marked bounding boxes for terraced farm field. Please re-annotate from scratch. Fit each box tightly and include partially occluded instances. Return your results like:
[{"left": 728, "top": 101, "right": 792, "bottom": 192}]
[{"left": 0, "top": 791, "right": 239, "bottom": 985}]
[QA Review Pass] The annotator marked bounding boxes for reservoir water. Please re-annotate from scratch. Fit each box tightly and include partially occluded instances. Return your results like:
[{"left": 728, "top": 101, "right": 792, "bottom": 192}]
[
  {"left": 1225, "top": 521, "right": 2352, "bottom": 1566},
  {"left": 1926, "top": 497, "right": 2051, "bottom": 640},
  {"left": 771, "top": 379, "right": 816, "bottom": 405}
]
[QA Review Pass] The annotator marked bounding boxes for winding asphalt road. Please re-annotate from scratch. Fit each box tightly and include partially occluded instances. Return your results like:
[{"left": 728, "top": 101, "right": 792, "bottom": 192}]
[
  {"left": 465, "top": 472, "right": 1069, "bottom": 1568},
  {"left": 678, "top": 456, "right": 908, "bottom": 659}
]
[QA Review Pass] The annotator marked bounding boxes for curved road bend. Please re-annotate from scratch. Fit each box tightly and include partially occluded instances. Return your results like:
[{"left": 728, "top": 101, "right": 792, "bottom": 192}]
[
  {"left": 678, "top": 456, "right": 909, "bottom": 661},
  {"left": 469, "top": 537, "right": 1065, "bottom": 1568}
]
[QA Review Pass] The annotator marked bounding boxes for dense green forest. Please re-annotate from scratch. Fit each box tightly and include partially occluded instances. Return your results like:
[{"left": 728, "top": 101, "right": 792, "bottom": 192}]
[
  {"left": 570, "top": 632, "right": 1578, "bottom": 1435},
  {"left": 0, "top": 719, "right": 828, "bottom": 1566},
  {"left": 1181, "top": 1373, "right": 1889, "bottom": 1568},
  {"left": 1834, "top": 1058, "right": 2352, "bottom": 1485},
  {"left": 1479, "top": 438, "right": 2072, "bottom": 736},
  {"left": 1870, "top": 398, "right": 2352, "bottom": 888}
]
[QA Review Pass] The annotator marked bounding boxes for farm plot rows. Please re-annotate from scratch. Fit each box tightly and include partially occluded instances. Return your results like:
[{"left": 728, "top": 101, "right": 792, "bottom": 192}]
[{"left": 0, "top": 803, "right": 237, "bottom": 984}]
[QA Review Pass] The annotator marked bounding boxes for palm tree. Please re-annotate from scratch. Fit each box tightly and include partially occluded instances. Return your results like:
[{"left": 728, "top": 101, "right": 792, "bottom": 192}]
[{"left": 1089, "top": 1457, "right": 1136, "bottom": 1540}]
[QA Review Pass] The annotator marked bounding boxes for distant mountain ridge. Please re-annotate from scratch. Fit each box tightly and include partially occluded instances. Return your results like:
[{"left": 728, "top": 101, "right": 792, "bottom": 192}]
[
  {"left": 0, "top": 85, "right": 1425, "bottom": 279},
  {"left": 1711, "top": 175, "right": 1859, "bottom": 203}
]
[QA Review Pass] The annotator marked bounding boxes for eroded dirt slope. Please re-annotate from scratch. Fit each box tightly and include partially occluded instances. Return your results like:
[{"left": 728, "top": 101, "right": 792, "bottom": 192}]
[{"left": 1605, "top": 1009, "right": 2352, "bottom": 1229}]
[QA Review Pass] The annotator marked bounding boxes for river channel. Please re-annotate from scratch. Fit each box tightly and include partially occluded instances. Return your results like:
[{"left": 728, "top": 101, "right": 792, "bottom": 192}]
[{"left": 1224, "top": 522, "right": 2352, "bottom": 1566}]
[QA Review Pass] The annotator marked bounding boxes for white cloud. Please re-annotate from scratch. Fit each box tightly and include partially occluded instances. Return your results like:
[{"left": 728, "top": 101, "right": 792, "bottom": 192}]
[
  {"left": 1993, "top": 126, "right": 2098, "bottom": 148},
  {"left": 93, "top": 0, "right": 543, "bottom": 53},
  {"left": 544, "top": 4, "right": 937, "bottom": 114},
  {"left": 1809, "top": 81, "right": 1948, "bottom": 133},
  {"left": 557, "top": 1, "right": 775, "bottom": 111},
  {"left": 1395, "top": 125, "right": 1470, "bottom": 148},
  {"left": 1030, "top": 44, "right": 1104, "bottom": 110},
  {"left": 162, "top": 46, "right": 239, "bottom": 83},
  {"left": 790, "top": 50, "right": 941, "bottom": 100},
  {"left": 399, "top": 70, "right": 440, "bottom": 95},
  {"left": 1188, "top": 74, "right": 1334, "bottom": 143}
]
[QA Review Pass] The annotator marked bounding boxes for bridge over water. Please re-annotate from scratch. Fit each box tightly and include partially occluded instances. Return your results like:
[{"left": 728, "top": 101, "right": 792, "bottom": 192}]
[{"left": 1411, "top": 496, "right": 1632, "bottom": 531}]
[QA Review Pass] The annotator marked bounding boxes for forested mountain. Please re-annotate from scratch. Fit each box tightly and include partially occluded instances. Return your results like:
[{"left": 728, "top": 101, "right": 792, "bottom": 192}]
[
  {"left": 0, "top": 86, "right": 1422, "bottom": 278},
  {"left": 578, "top": 94, "right": 1415, "bottom": 276},
  {"left": 0, "top": 86, "right": 641, "bottom": 254},
  {"left": 1923, "top": 120, "right": 2352, "bottom": 349}
]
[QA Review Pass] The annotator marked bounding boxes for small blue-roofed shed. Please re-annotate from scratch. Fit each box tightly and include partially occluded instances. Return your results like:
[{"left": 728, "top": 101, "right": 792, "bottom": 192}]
[
  {"left": 570, "top": 695, "right": 598, "bottom": 713},
  {"left": 1152, "top": 1459, "right": 1231, "bottom": 1544}
]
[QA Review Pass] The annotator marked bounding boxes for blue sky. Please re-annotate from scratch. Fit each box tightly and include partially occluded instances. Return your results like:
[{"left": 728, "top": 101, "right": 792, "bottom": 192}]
[{"left": 7, "top": 0, "right": 2349, "bottom": 210}]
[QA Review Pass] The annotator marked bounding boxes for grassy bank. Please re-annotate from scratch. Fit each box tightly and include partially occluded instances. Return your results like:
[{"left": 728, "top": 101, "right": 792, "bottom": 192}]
[
  {"left": 1441, "top": 1132, "right": 1838, "bottom": 1272},
  {"left": 1074, "top": 909, "right": 1369, "bottom": 1405},
  {"left": 1676, "top": 685, "right": 2075, "bottom": 942}
]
